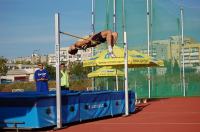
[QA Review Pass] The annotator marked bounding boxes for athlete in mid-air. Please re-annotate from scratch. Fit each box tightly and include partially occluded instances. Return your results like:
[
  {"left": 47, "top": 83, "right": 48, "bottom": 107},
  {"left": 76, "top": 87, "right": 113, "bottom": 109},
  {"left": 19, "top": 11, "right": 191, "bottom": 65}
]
[{"left": 68, "top": 30, "right": 118, "bottom": 57}]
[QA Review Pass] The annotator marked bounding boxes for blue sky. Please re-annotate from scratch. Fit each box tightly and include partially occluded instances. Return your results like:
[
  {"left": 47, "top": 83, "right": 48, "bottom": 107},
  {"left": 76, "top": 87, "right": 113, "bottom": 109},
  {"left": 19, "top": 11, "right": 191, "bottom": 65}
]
[
  {"left": 0, "top": 0, "right": 200, "bottom": 59},
  {"left": 0, "top": 0, "right": 91, "bottom": 59}
]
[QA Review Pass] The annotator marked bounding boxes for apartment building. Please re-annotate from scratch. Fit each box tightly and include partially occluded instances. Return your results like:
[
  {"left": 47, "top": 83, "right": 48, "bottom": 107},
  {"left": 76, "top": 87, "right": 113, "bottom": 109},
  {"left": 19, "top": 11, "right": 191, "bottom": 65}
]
[
  {"left": 14, "top": 56, "right": 32, "bottom": 63},
  {"left": 180, "top": 44, "right": 200, "bottom": 67},
  {"left": 12, "top": 54, "right": 48, "bottom": 64},
  {"left": 48, "top": 47, "right": 92, "bottom": 66},
  {"left": 151, "top": 36, "right": 200, "bottom": 68}
]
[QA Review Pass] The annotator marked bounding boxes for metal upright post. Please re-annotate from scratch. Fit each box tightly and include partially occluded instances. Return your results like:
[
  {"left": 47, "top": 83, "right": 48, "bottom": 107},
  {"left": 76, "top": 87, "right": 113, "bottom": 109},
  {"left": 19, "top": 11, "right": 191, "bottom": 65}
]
[
  {"left": 150, "top": 0, "right": 154, "bottom": 95},
  {"left": 122, "top": 0, "right": 129, "bottom": 116},
  {"left": 92, "top": 0, "right": 95, "bottom": 90},
  {"left": 147, "top": 0, "right": 151, "bottom": 98},
  {"left": 113, "top": 0, "right": 118, "bottom": 91},
  {"left": 113, "top": 0, "right": 116, "bottom": 32},
  {"left": 116, "top": 70, "right": 119, "bottom": 91},
  {"left": 92, "top": 0, "right": 95, "bottom": 33},
  {"left": 180, "top": 7, "right": 186, "bottom": 96},
  {"left": 55, "top": 13, "right": 62, "bottom": 128}
]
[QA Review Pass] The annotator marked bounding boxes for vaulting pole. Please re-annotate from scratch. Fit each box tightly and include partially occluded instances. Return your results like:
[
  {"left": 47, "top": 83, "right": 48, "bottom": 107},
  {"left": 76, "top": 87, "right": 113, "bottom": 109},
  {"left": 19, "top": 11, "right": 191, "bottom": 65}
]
[{"left": 55, "top": 13, "right": 62, "bottom": 128}]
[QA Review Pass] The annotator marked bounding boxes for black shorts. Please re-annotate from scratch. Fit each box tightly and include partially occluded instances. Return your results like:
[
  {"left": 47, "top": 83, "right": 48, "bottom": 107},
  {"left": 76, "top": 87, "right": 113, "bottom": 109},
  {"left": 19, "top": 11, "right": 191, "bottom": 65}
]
[{"left": 91, "top": 32, "right": 106, "bottom": 45}]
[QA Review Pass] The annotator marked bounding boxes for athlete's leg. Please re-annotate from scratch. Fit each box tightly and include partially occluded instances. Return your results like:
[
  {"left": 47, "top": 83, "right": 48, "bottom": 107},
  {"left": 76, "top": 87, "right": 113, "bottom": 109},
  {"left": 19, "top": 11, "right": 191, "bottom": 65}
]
[
  {"left": 100, "top": 30, "right": 112, "bottom": 46},
  {"left": 111, "top": 32, "right": 118, "bottom": 47},
  {"left": 101, "top": 30, "right": 116, "bottom": 57}
]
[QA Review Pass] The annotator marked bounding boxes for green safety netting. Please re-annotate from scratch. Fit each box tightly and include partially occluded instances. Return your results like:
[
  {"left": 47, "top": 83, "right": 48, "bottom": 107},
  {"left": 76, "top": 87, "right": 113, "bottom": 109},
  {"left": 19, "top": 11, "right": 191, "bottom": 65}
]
[{"left": 93, "top": 0, "right": 200, "bottom": 98}]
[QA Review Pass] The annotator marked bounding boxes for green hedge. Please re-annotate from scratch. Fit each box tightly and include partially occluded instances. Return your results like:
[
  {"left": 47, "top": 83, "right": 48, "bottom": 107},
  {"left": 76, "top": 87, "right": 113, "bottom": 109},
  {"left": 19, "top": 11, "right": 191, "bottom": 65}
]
[{"left": 0, "top": 79, "right": 91, "bottom": 92}]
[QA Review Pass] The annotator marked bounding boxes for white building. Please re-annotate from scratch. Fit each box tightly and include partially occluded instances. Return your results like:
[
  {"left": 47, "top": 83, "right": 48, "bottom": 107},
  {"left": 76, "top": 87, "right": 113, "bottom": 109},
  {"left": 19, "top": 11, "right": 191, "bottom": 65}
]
[
  {"left": 48, "top": 53, "right": 56, "bottom": 66},
  {"left": 6, "top": 63, "right": 37, "bottom": 70},
  {"left": 3, "top": 64, "right": 38, "bottom": 82},
  {"left": 3, "top": 68, "right": 36, "bottom": 82},
  {"left": 14, "top": 56, "right": 32, "bottom": 63},
  {"left": 48, "top": 47, "right": 92, "bottom": 66},
  {"left": 11, "top": 54, "right": 48, "bottom": 64}
]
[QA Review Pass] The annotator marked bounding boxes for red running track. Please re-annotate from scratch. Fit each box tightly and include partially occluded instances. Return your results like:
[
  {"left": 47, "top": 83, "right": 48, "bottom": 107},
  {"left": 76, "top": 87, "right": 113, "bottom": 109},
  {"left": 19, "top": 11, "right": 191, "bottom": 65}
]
[{"left": 55, "top": 97, "right": 200, "bottom": 132}]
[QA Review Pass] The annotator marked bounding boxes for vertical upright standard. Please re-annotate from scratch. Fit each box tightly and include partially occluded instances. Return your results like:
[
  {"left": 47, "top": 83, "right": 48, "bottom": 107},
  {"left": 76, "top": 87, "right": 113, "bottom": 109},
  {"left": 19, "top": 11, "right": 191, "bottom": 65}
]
[
  {"left": 55, "top": 13, "right": 62, "bottom": 128},
  {"left": 122, "top": 0, "right": 129, "bottom": 116}
]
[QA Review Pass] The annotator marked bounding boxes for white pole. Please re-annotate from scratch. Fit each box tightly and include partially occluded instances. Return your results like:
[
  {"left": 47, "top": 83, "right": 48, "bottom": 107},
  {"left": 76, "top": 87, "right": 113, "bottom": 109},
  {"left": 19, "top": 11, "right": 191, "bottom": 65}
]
[
  {"left": 181, "top": 7, "right": 186, "bottom": 96},
  {"left": 116, "top": 69, "right": 119, "bottom": 91},
  {"left": 113, "top": 0, "right": 116, "bottom": 32},
  {"left": 124, "top": 31, "right": 129, "bottom": 116},
  {"left": 147, "top": 0, "right": 151, "bottom": 98},
  {"left": 134, "top": 80, "right": 137, "bottom": 104},
  {"left": 92, "top": 0, "right": 95, "bottom": 33},
  {"left": 147, "top": 0, "right": 150, "bottom": 55},
  {"left": 122, "top": 0, "right": 129, "bottom": 116},
  {"left": 134, "top": 80, "right": 137, "bottom": 93},
  {"left": 114, "top": 0, "right": 118, "bottom": 91},
  {"left": 55, "top": 13, "right": 62, "bottom": 128},
  {"left": 92, "top": 0, "right": 95, "bottom": 90}
]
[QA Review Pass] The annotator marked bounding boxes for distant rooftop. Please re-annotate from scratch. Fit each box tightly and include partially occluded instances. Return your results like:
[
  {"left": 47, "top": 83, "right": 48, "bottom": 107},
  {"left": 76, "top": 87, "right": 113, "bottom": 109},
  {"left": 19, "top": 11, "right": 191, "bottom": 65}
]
[{"left": 7, "top": 69, "right": 29, "bottom": 75}]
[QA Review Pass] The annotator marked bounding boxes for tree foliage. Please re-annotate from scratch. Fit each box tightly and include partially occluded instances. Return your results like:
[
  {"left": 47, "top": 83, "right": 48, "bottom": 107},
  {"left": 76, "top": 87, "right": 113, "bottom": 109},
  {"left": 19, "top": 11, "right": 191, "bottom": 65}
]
[
  {"left": 45, "top": 64, "right": 56, "bottom": 80},
  {"left": 15, "top": 60, "right": 31, "bottom": 65},
  {"left": 0, "top": 57, "right": 8, "bottom": 76},
  {"left": 173, "top": 59, "right": 180, "bottom": 74},
  {"left": 164, "top": 60, "right": 172, "bottom": 74},
  {"left": 68, "top": 61, "right": 91, "bottom": 80}
]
